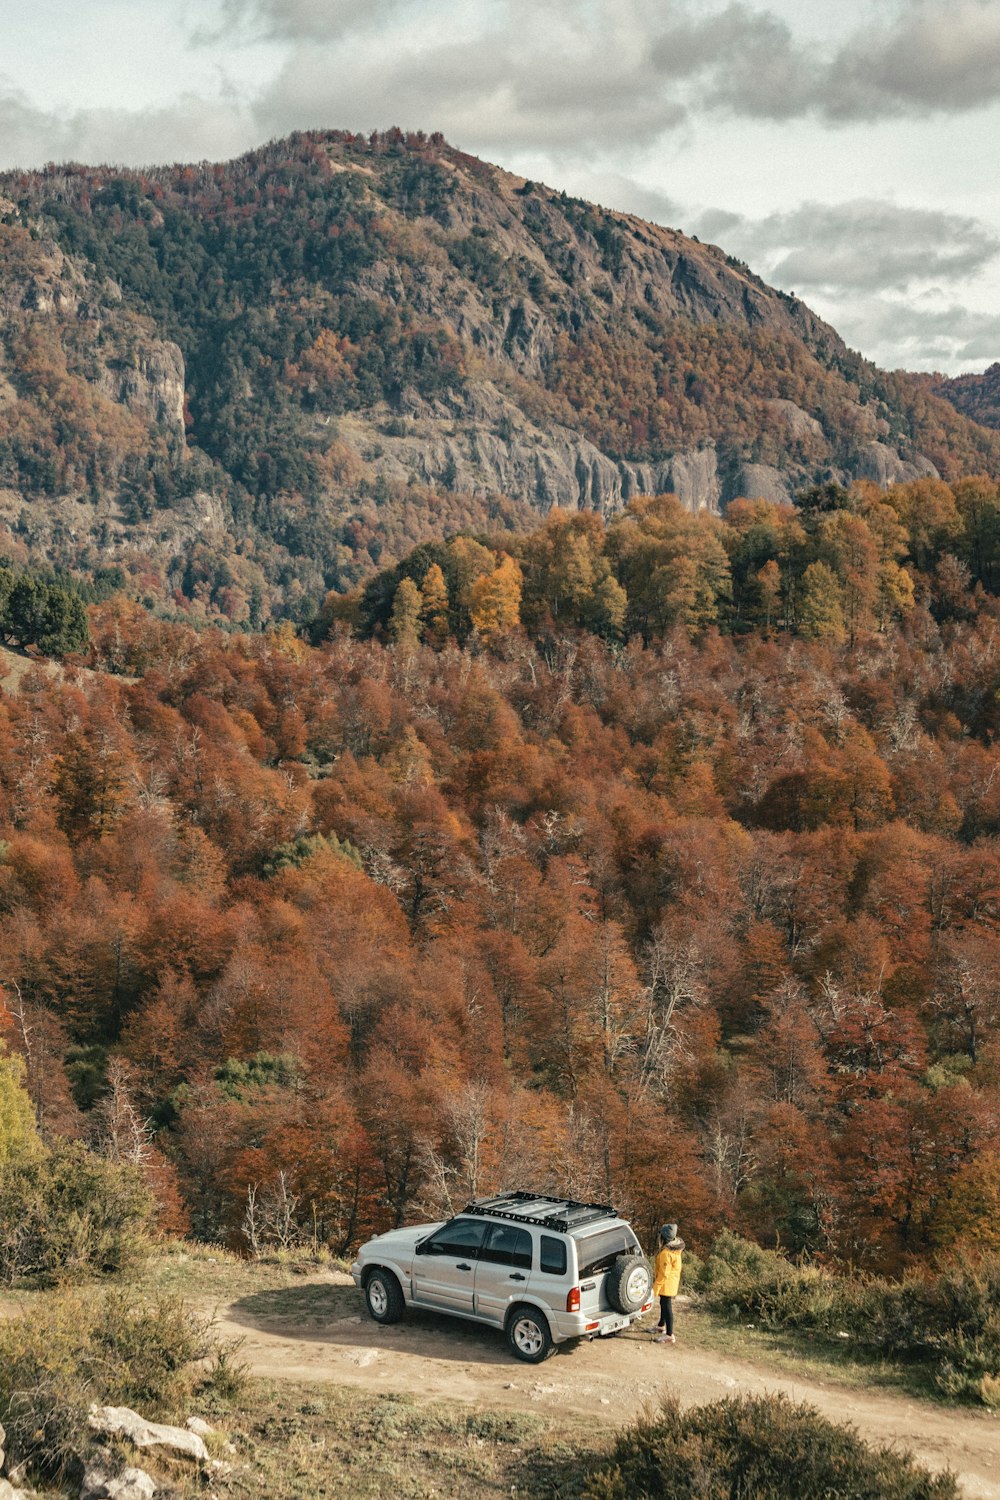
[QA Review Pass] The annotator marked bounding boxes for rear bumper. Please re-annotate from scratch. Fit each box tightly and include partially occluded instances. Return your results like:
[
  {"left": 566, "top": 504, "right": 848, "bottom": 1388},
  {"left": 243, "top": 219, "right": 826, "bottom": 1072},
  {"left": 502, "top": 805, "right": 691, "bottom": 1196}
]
[{"left": 552, "top": 1300, "right": 653, "bottom": 1343}]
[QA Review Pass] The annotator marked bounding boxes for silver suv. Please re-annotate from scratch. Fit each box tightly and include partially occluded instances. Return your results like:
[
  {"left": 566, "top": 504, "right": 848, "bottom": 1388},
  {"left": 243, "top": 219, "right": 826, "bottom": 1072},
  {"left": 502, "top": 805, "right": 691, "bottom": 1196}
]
[{"left": 350, "top": 1191, "right": 654, "bottom": 1362}]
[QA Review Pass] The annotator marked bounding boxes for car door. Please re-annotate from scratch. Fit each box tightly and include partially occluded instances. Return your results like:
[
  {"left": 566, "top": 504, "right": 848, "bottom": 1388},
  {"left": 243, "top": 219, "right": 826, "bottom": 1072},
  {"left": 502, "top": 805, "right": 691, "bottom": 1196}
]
[
  {"left": 410, "top": 1217, "right": 487, "bottom": 1313},
  {"left": 474, "top": 1223, "right": 533, "bottom": 1325}
]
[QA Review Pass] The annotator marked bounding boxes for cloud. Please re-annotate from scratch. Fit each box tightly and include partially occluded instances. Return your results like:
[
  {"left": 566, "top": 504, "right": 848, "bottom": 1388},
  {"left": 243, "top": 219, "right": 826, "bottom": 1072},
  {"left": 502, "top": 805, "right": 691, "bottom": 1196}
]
[
  {"left": 695, "top": 199, "right": 1000, "bottom": 296},
  {"left": 822, "top": 0, "right": 1000, "bottom": 122},
  {"left": 653, "top": 4, "right": 820, "bottom": 120},
  {"left": 827, "top": 292, "right": 1000, "bottom": 372},
  {"left": 566, "top": 172, "right": 684, "bottom": 228},
  {"left": 0, "top": 80, "right": 254, "bottom": 171},
  {"left": 251, "top": 3, "right": 691, "bottom": 154},
  {"left": 242, "top": 0, "right": 1000, "bottom": 164},
  {"left": 214, "top": 0, "right": 403, "bottom": 42},
  {"left": 682, "top": 0, "right": 1000, "bottom": 125}
]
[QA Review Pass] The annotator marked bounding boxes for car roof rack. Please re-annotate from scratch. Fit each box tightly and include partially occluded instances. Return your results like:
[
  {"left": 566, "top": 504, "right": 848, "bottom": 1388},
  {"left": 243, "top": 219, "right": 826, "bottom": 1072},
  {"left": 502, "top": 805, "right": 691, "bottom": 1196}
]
[{"left": 461, "top": 1190, "right": 618, "bottom": 1234}]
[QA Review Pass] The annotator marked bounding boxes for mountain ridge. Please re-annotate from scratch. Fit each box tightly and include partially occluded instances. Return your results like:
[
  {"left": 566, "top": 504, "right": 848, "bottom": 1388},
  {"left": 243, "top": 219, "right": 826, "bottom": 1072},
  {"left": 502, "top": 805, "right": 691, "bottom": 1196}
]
[{"left": 1, "top": 129, "right": 999, "bottom": 621}]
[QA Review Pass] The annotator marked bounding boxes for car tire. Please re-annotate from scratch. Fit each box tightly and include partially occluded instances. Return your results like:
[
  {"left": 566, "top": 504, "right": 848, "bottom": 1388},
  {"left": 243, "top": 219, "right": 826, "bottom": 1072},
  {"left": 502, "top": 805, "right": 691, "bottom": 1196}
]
[
  {"left": 506, "top": 1305, "right": 553, "bottom": 1364},
  {"left": 364, "top": 1268, "right": 405, "bottom": 1324},
  {"left": 605, "top": 1254, "right": 653, "bottom": 1315}
]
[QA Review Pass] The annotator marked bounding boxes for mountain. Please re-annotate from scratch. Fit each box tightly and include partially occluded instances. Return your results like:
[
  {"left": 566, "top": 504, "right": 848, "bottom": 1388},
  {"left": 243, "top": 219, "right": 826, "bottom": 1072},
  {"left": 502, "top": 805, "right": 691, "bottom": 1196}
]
[
  {"left": 934, "top": 362, "right": 1000, "bottom": 431},
  {"left": 2, "top": 129, "right": 1000, "bottom": 622}
]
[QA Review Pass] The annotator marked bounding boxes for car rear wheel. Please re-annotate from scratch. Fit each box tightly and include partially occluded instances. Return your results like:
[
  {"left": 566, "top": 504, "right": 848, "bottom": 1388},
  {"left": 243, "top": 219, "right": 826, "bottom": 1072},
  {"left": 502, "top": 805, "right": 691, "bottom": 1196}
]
[
  {"left": 506, "top": 1305, "right": 553, "bottom": 1363},
  {"left": 365, "top": 1268, "right": 405, "bottom": 1324},
  {"left": 605, "top": 1254, "right": 653, "bottom": 1315}
]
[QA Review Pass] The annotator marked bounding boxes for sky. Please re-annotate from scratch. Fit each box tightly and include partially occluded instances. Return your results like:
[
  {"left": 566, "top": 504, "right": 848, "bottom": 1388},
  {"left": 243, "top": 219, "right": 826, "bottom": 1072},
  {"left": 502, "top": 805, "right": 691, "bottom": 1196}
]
[{"left": 3, "top": 0, "right": 1000, "bottom": 375}]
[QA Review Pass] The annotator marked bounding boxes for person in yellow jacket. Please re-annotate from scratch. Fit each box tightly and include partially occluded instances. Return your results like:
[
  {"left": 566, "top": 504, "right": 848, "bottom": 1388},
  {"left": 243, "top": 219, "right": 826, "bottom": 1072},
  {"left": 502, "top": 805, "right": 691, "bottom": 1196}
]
[{"left": 652, "top": 1222, "right": 684, "bottom": 1344}]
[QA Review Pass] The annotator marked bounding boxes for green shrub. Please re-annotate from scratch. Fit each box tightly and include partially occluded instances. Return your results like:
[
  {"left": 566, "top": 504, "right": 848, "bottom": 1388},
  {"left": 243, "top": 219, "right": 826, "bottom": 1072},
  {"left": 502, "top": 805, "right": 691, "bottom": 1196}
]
[
  {"left": 0, "top": 1290, "right": 213, "bottom": 1479},
  {"left": 696, "top": 1233, "right": 1000, "bottom": 1404},
  {"left": 199, "top": 1342, "right": 252, "bottom": 1407},
  {"left": 0, "top": 1140, "right": 154, "bottom": 1285},
  {"left": 577, "top": 1393, "right": 959, "bottom": 1500},
  {"left": 465, "top": 1410, "right": 545, "bottom": 1444}
]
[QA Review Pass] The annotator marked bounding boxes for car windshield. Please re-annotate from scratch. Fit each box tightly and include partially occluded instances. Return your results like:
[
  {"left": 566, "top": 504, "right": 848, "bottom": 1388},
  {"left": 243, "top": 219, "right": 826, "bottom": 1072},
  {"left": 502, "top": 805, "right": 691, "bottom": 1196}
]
[{"left": 574, "top": 1225, "right": 639, "bottom": 1278}]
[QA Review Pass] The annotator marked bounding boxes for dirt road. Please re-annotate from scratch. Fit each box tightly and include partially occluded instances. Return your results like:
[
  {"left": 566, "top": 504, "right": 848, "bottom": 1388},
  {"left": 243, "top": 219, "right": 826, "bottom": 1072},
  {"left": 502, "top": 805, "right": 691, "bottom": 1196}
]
[{"left": 216, "top": 1271, "right": 1000, "bottom": 1500}]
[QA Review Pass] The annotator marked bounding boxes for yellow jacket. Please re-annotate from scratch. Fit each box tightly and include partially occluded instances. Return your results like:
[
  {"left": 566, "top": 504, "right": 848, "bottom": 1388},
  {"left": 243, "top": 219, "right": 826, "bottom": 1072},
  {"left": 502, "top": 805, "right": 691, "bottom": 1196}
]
[{"left": 653, "top": 1242, "right": 683, "bottom": 1297}]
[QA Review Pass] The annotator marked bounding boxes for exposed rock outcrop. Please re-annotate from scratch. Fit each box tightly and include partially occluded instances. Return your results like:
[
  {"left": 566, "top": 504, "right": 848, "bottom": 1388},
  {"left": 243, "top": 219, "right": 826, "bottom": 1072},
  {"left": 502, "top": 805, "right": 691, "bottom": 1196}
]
[
  {"left": 95, "top": 345, "right": 186, "bottom": 437},
  {"left": 727, "top": 463, "right": 793, "bottom": 506},
  {"left": 88, "top": 1407, "right": 208, "bottom": 1464},
  {"left": 853, "top": 442, "right": 939, "bottom": 487}
]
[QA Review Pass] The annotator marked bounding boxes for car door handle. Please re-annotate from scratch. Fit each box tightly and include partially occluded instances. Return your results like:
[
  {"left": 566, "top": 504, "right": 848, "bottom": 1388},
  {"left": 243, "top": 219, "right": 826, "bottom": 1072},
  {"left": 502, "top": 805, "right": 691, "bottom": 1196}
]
[
  {"left": 509, "top": 1273, "right": 526, "bottom": 1281},
  {"left": 456, "top": 1263, "right": 472, "bottom": 1271}
]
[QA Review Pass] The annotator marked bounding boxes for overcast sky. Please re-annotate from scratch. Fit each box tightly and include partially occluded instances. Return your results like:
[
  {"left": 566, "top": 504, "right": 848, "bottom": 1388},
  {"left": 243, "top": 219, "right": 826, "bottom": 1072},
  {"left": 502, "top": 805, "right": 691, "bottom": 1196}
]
[{"left": 3, "top": 0, "right": 1000, "bottom": 375}]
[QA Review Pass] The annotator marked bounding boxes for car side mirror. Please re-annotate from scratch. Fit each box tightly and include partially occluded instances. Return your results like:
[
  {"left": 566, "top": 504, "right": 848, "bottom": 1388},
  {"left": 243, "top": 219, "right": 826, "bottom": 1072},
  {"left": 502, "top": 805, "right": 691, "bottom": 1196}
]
[{"left": 415, "top": 1239, "right": 428, "bottom": 1256}]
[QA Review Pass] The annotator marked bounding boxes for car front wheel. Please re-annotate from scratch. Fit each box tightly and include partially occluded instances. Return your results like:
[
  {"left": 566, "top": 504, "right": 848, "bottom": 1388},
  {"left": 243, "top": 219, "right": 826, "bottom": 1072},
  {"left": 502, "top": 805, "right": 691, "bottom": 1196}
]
[
  {"left": 365, "top": 1268, "right": 405, "bottom": 1324},
  {"left": 506, "top": 1305, "right": 553, "bottom": 1363}
]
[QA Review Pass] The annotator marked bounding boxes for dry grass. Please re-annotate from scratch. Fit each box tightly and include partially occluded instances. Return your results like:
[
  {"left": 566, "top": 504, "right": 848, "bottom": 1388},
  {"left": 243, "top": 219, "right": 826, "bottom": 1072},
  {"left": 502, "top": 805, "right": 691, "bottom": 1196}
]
[
  {"left": 679, "top": 1303, "right": 940, "bottom": 1401},
  {"left": 160, "top": 1381, "right": 576, "bottom": 1500}
]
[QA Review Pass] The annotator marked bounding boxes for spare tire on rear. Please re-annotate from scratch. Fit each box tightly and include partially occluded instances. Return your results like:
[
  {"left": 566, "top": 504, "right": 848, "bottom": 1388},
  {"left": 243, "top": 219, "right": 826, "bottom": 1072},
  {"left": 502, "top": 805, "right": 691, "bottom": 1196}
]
[{"left": 605, "top": 1254, "right": 653, "bottom": 1314}]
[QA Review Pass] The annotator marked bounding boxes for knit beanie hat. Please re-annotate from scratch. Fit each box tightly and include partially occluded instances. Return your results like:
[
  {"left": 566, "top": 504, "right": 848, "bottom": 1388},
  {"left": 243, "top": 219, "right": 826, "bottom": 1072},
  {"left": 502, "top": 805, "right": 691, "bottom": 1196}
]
[{"left": 661, "top": 1223, "right": 678, "bottom": 1243}]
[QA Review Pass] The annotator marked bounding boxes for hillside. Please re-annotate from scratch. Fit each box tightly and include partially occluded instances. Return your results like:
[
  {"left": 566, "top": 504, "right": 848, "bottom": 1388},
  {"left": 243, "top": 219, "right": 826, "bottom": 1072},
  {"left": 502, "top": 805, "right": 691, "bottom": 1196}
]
[
  {"left": 2, "top": 131, "right": 1000, "bottom": 623},
  {"left": 935, "top": 363, "right": 1000, "bottom": 431}
]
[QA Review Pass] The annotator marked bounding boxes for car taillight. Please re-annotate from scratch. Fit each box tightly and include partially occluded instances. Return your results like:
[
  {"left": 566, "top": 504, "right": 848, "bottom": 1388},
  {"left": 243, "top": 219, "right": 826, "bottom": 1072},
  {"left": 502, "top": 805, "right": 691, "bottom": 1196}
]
[{"left": 566, "top": 1286, "right": 581, "bottom": 1313}]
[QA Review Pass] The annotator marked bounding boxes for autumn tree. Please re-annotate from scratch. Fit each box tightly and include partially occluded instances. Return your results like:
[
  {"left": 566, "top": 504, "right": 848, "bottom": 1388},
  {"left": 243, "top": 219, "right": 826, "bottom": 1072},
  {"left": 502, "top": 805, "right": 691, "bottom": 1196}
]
[
  {"left": 469, "top": 554, "right": 523, "bottom": 643},
  {"left": 419, "top": 562, "right": 450, "bottom": 644},
  {"left": 389, "top": 576, "right": 422, "bottom": 649}
]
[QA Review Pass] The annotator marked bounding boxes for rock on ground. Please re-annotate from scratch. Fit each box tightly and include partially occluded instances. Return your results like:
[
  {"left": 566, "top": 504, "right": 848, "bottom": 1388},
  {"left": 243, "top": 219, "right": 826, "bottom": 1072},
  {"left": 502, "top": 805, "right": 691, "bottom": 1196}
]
[
  {"left": 87, "top": 1407, "right": 208, "bottom": 1463},
  {"left": 81, "top": 1463, "right": 157, "bottom": 1500}
]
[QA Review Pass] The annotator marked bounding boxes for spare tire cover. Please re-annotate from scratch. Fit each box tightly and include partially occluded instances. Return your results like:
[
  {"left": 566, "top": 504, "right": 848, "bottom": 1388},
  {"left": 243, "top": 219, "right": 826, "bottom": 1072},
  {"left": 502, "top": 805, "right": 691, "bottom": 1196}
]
[{"left": 605, "top": 1254, "right": 653, "bottom": 1314}]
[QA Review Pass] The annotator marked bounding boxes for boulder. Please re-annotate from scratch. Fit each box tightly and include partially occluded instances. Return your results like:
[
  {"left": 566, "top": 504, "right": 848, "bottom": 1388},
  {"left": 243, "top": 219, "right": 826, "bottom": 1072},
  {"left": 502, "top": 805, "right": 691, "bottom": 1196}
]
[
  {"left": 184, "top": 1418, "right": 215, "bottom": 1439},
  {"left": 87, "top": 1408, "right": 208, "bottom": 1464},
  {"left": 0, "top": 1480, "right": 30, "bottom": 1500},
  {"left": 81, "top": 1464, "right": 156, "bottom": 1500},
  {"left": 0, "top": 1418, "right": 5, "bottom": 1468}
]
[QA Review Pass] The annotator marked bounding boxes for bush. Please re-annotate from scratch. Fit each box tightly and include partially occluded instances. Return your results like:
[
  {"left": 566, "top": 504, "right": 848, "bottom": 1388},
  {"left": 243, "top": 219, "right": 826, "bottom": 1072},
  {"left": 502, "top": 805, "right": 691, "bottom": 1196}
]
[
  {"left": 0, "top": 1290, "right": 214, "bottom": 1480},
  {"left": 0, "top": 1139, "right": 154, "bottom": 1285},
  {"left": 576, "top": 1393, "right": 959, "bottom": 1500},
  {"left": 696, "top": 1233, "right": 1000, "bottom": 1404}
]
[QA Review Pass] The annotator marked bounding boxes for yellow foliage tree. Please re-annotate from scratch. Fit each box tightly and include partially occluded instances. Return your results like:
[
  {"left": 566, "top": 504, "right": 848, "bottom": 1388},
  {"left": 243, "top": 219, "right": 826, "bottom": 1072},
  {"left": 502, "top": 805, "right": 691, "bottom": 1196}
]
[
  {"left": 932, "top": 1152, "right": 1000, "bottom": 1252},
  {"left": 0, "top": 1042, "right": 40, "bottom": 1167},
  {"left": 798, "top": 561, "right": 846, "bottom": 643},
  {"left": 469, "top": 555, "right": 523, "bottom": 644},
  {"left": 420, "top": 563, "right": 450, "bottom": 645}
]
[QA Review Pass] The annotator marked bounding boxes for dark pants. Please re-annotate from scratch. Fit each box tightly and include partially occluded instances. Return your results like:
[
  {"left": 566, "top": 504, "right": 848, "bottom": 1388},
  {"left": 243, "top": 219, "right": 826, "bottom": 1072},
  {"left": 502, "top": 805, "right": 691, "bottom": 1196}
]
[{"left": 659, "top": 1295, "right": 674, "bottom": 1334}]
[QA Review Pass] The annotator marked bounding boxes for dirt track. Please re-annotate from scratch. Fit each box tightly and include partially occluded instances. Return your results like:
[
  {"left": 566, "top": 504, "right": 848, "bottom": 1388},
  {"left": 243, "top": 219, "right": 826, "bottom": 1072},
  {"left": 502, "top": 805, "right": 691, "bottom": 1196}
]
[{"left": 215, "top": 1271, "right": 1000, "bottom": 1500}]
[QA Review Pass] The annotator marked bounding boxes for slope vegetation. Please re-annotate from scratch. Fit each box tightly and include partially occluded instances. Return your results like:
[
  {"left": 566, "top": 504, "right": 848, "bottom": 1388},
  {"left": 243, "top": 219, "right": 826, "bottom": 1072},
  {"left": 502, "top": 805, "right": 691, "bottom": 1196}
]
[{"left": 2, "top": 132, "right": 1000, "bottom": 622}]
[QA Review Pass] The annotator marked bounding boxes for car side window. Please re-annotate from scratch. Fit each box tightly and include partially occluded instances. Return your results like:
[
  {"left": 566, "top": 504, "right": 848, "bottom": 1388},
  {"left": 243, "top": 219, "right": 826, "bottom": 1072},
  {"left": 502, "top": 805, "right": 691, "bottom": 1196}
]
[
  {"left": 424, "top": 1218, "right": 488, "bottom": 1258},
  {"left": 539, "top": 1234, "right": 567, "bottom": 1275},
  {"left": 481, "top": 1224, "right": 532, "bottom": 1269}
]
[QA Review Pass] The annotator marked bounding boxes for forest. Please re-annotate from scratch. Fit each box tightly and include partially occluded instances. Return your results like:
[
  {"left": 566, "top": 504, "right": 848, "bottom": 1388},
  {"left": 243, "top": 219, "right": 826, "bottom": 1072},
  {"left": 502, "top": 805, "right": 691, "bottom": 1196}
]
[{"left": 2, "top": 471, "right": 1000, "bottom": 1283}]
